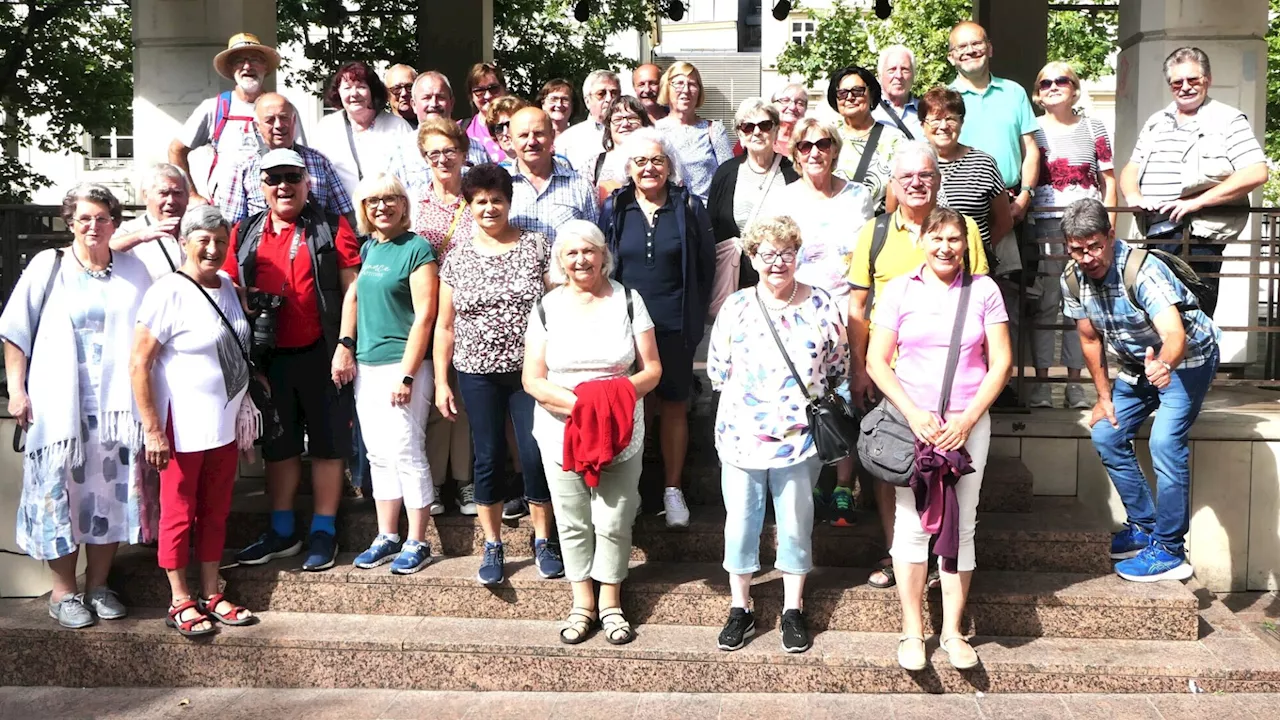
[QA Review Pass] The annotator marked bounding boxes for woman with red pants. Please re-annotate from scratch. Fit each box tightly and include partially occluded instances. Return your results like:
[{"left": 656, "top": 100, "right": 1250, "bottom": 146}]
[{"left": 130, "top": 204, "right": 258, "bottom": 637}]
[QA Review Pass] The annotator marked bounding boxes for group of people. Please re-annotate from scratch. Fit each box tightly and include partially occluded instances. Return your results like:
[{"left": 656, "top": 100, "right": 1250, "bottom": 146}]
[{"left": 1, "top": 20, "right": 1259, "bottom": 669}]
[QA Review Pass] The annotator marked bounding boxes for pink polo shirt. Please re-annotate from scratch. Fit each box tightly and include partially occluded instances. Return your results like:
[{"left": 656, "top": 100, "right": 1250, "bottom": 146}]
[{"left": 874, "top": 266, "right": 1008, "bottom": 414}]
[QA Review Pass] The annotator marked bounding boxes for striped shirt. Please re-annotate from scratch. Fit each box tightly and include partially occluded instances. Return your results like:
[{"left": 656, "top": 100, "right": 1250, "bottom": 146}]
[
  {"left": 1130, "top": 99, "right": 1266, "bottom": 205},
  {"left": 509, "top": 161, "right": 600, "bottom": 242},
  {"left": 938, "top": 148, "right": 1005, "bottom": 247},
  {"left": 1031, "top": 115, "right": 1113, "bottom": 218},
  {"left": 217, "top": 144, "right": 354, "bottom": 225}
]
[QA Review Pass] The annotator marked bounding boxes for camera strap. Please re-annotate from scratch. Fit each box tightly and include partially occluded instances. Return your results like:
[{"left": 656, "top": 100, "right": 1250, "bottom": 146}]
[{"left": 287, "top": 225, "right": 304, "bottom": 262}]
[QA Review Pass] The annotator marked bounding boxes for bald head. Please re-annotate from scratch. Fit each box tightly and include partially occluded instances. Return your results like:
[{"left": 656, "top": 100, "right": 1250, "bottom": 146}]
[
  {"left": 254, "top": 93, "right": 297, "bottom": 149},
  {"left": 948, "top": 21, "right": 991, "bottom": 80},
  {"left": 385, "top": 64, "right": 417, "bottom": 118},
  {"left": 633, "top": 63, "right": 663, "bottom": 107},
  {"left": 510, "top": 107, "right": 554, "bottom": 174}
]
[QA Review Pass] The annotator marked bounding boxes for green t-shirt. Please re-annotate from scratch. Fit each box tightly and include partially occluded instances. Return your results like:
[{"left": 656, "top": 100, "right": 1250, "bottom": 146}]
[{"left": 356, "top": 232, "right": 437, "bottom": 365}]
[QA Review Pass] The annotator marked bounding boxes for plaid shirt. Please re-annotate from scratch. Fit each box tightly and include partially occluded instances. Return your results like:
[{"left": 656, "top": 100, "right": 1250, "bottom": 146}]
[
  {"left": 1062, "top": 239, "right": 1221, "bottom": 384},
  {"left": 509, "top": 161, "right": 599, "bottom": 242},
  {"left": 217, "top": 144, "right": 354, "bottom": 225}
]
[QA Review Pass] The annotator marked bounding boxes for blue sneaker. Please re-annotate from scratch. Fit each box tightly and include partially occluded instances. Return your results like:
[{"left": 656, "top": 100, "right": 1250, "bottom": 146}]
[
  {"left": 477, "top": 541, "right": 505, "bottom": 585},
  {"left": 301, "top": 531, "right": 338, "bottom": 572},
  {"left": 353, "top": 534, "right": 403, "bottom": 569},
  {"left": 1115, "top": 543, "right": 1194, "bottom": 583},
  {"left": 236, "top": 529, "right": 303, "bottom": 566},
  {"left": 390, "top": 540, "right": 433, "bottom": 575},
  {"left": 1110, "top": 523, "right": 1152, "bottom": 560},
  {"left": 533, "top": 538, "right": 565, "bottom": 579}
]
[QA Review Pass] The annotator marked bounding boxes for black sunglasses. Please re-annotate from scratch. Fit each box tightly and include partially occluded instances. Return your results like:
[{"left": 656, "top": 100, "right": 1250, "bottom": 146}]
[
  {"left": 796, "top": 138, "right": 834, "bottom": 154},
  {"left": 262, "top": 171, "right": 304, "bottom": 186},
  {"left": 1038, "top": 76, "right": 1073, "bottom": 91},
  {"left": 739, "top": 119, "right": 776, "bottom": 135}
]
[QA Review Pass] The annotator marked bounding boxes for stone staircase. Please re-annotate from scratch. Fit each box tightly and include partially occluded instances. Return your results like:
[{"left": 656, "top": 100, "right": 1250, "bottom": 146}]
[{"left": 1, "top": 410, "right": 1278, "bottom": 694}]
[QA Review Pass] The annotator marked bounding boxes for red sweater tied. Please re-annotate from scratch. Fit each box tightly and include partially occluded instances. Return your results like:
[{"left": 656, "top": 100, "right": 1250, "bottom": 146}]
[{"left": 562, "top": 377, "right": 637, "bottom": 487}]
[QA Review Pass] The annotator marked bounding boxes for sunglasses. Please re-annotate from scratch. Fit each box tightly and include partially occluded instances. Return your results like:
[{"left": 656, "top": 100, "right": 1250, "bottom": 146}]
[
  {"left": 1169, "top": 76, "right": 1206, "bottom": 90},
  {"left": 493, "top": 120, "right": 511, "bottom": 136},
  {"left": 739, "top": 119, "right": 776, "bottom": 135},
  {"left": 262, "top": 172, "right": 304, "bottom": 186},
  {"left": 1038, "top": 76, "right": 1073, "bottom": 91},
  {"left": 836, "top": 86, "right": 868, "bottom": 101},
  {"left": 471, "top": 83, "right": 503, "bottom": 97},
  {"left": 795, "top": 138, "right": 834, "bottom": 154}
]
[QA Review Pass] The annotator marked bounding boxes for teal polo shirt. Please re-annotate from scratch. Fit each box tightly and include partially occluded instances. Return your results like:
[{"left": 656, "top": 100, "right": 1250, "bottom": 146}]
[{"left": 949, "top": 75, "right": 1038, "bottom": 189}]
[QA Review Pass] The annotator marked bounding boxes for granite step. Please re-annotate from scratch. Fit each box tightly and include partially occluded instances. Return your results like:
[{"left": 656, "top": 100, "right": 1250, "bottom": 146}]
[
  {"left": 222, "top": 496, "right": 1113, "bottom": 575},
  {"left": 1, "top": 600, "right": 1274, "bottom": 694},
  {"left": 107, "top": 552, "right": 1198, "bottom": 641}
]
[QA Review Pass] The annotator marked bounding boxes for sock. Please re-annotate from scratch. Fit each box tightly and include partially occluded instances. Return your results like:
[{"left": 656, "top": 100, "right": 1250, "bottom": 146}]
[
  {"left": 271, "top": 510, "right": 295, "bottom": 538},
  {"left": 382, "top": 533, "right": 401, "bottom": 544},
  {"left": 310, "top": 514, "right": 337, "bottom": 537}
]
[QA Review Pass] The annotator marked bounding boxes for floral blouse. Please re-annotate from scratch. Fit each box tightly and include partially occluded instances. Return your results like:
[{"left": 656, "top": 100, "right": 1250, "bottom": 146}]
[
  {"left": 835, "top": 121, "right": 907, "bottom": 205},
  {"left": 707, "top": 286, "right": 849, "bottom": 469},
  {"left": 412, "top": 187, "right": 474, "bottom": 262}
]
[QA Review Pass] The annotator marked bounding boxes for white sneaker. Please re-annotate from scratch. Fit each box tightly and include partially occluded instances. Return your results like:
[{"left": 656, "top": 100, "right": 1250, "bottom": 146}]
[
  {"left": 663, "top": 487, "right": 690, "bottom": 528},
  {"left": 1065, "top": 383, "right": 1091, "bottom": 409},
  {"left": 456, "top": 482, "right": 478, "bottom": 516},
  {"left": 428, "top": 501, "right": 445, "bottom": 516},
  {"left": 1026, "top": 383, "right": 1053, "bottom": 409}
]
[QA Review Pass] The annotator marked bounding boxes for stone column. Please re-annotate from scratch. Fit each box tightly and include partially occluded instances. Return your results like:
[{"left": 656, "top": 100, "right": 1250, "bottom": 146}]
[
  {"left": 132, "top": 0, "right": 278, "bottom": 195},
  {"left": 1115, "top": 0, "right": 1269, "bottom": 362},
  {"left": 973, "top": 0, "right": 1048, "bottom": 95},
  {"left": 418, "top": 0, "right": 494, "bottom": 120}
]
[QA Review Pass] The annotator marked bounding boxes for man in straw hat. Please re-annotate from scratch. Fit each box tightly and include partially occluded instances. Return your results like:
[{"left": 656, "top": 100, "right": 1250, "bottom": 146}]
[{"left": 168, "top": 32, "right": 281, "bottom": 205}]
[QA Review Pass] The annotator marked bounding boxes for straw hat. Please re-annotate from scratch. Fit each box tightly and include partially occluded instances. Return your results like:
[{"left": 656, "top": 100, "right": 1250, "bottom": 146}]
[{"left": 213, "top": 33, "right": 281, "bottom": 79}]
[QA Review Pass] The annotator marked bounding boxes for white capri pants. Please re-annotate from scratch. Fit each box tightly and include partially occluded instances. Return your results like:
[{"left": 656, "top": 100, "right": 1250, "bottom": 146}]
[
  {"left": 891, "top": 412, "right": 991, "bottom": 573},
  {"left": 354, "top": 362, "right": 435, "bottom": 508}
]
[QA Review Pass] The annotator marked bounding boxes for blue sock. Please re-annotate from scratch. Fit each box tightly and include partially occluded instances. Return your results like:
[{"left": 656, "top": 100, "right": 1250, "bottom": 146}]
[
  {"left": 310, "top": 514, "right": 337, "bottom": 537},
  {"left": 271, "top": 510, "right": 295, "bottom": 538}
]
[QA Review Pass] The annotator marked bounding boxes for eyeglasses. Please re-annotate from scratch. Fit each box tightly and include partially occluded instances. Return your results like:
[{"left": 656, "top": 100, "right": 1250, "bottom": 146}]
[
  {"left": 471, "top": 83, "right": 503, "bottom": 97},
  {"left": 631, "top": 155, "right": 669, "bottom": 168},
  {"left": 591, "top": 88, "right": 620, "bottom": 101},
  {"left": 893, "top": 171, "right": 938, "bottom": 185},
  {"left": 544, "top": 94, "right": 572, "bottom": 106},
  {"left": 363, "top": 196, "right": 402, "bottom": 208},
  {"left": 669, "top": 81, "right": 699, "bottom": 92},
  {"left": 1067, "top": 243, "right": 1107, "bottom": 260},
  {"left": 610, "top": 114, "right": 641, "bottom": 128},
  {"left": 774, "top": 96, "right": 807, "bottom": 107},
  {"left": 425, "top": 147, "right": 460, "bottom": 164},
  {"left": 1169, "top": 76, "right": 1206, "bottom": 90},
  {"left": 795, "top": 138, "right": 834, "bottom": 154},
  {"left": 924, "top": 116, "right": 961, "bottom": 128},
  {"left": 950, "top": 39, "right": 988, "bottom": 54},
  {"left": 262, "top": 172, "right": 304, "bottom": 186},
  {"left": 757, "top": 249, "right": 797, "bottom": 265},
  {"left": 836, "top": 86, "right": 868, "bottom": 101},
  {"left": 74, "top": 215, "right": 113, "bottom": 228},
  {"left": 1038, "top": 76, "right": 1074, "bottom": 91},
  {"left": 739, "top": 119, "right": 776, "bottom": 135},
  {"left": 389, "top": 83, "right": 413, "bottom": 96}
]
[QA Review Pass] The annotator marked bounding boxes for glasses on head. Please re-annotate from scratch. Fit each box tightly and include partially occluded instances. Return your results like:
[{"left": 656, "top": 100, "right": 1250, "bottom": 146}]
[
  {"left": 836, "top": 86, "right": 868, "bottom": 101},
  {"left": 950, "top": 39, "right": 987, "bottom": 54},
  {"left": 893, "top": 171, "right": 938, "bottom": 186},
  {"left": 262, "top": 171, "right": 304, "bottom": 186},
  {"left": 1038, "top": 76, "right": 1074, "bottom": 91},
  {"left": 471, "top": 83, "right": 502, "bottom": 97},
  {"left": 631, "top": 155, "right": 669, "bottom": 169},
  {"left": 757, "top": 249, "right": 797, "bottom": 265},
  {"left": 591, "top": 88, "right": 620, "bottom": 101},
  {"left": 74, "top": 215, "right": 113, "bottom": 229},
  {"left": 1169, "top": 76, "right": 1206, "bottom": 90},
  {"left": 739, "top": 119, "right": 776, "bottom": 135},
  {"left": 925, "top": 116, "right": 961, "bottom": 128},
  {"left": 795, "top": 137, "right": 834, "bottom": 154},
  {"left": 1067, "top": 242, "right": 1107, "bottom": 260},
  {"left": 610, "top": 114, "right": 641, "bottom": 128},
  {"left": 425, "top": 147, "right": 460, "bottom": 164},
  {"left": 389, "top": 83, "right": 413, "bottom": 96}
]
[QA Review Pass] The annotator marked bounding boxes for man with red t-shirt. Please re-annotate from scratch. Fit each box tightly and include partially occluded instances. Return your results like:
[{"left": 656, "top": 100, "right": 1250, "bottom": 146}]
[{"left": 223, "top": 148, "right": 362, "bottom": 572}]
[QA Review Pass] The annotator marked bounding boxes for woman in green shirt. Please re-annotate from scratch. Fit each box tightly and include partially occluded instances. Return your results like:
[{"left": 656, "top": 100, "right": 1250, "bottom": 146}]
[{"left": 332, "top": 172, "right": 440, "bottom": 574}]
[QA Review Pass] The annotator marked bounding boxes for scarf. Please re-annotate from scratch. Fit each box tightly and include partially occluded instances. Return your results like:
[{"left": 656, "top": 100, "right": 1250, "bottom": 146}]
[{"left": 911, "top": 441, "right": 975, "bottom": 573}]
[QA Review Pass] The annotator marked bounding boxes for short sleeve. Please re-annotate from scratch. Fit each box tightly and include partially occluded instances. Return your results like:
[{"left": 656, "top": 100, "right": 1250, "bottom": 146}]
[
  {"left": 872, "top": 276, "right": 908, "bottom": 333},
  {"left": 977, "top": 276, "right": 1009, "bottom": 325},
  {"left": 178, "top": 98, "right": 216, "bottom": 150},
  {"left": 1089, "top": 118, "right": 1115, "bottom": 171},
  {"left": 710, "top": 121, "right": 735, "bottom": 164},
  {"left": 965, "top": 218, "right": 990, "bottom": 275},
  {"left": 221, "top": 224, "right": 242, "bottom": 282},
  {"left": 137, "top": 281, "right": 178, "bottom": 345},
  {"left": 629, "top": 289, "right": 656, "bottom": 335},
  {"left": 980, "top": 152, "right": 1004, "bottom": 200},
  {"left": 1224, "top": 113, "right": 1267, "bottom": 169},
  {"left": 577, "top": 178, "right": 601, "bottom": 224},
  {"left": 439, "top": 247, "right": 459, "bottom": 288},
  {"left": 1061, "top": 271, "right": 1086, "bottom": 320},
  {"left": 524, "top": 299, "right": 547, "bottom": 345},
  {"left": 1016, "top": 92, "right": 1038, "bottom": 136},
  {"left": 409, "top": 234, "right": 437, "bottom": 270},
  {"left": 334, "top": 215, "right": 363, "bottom": 269},
  {"left": 1129, "top": 114, "right": 1160, "bottom": 168},
  {"left": 847, "top": 220, "right": 877, "bottom": 289}
]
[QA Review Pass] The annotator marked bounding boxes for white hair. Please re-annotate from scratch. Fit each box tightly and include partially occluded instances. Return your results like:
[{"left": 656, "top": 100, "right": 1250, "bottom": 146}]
[
  {"left": 414, "top": 70, "right": 453, "bottom": 97},
  {"left": 548, "top": 220, "right": 614, "bottom": 286},
  {"left": 141, "top": 163, "right": 190, "bottom": 195},
  {"left": 771, "top": 82, "right": 809, "bottom": 104},
  {"left": 582, "top": 69, "right": 620, "bottom": 99},
  {"left": 619, "top": 127, "right": 688, "bottom": 188},
  {"left": 878, "top": 44, "right": 917, "bottom": 75},
  {"left": 891, "top": 140, "right": 939, "bottom": 174}
]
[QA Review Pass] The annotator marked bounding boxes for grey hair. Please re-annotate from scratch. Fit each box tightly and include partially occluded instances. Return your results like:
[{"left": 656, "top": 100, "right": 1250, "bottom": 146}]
[
  {"left": 1060, "top": 198, "right": 1112, "bottom": 241},
  {"left": 789, "top": 117, "right": 843, "bottom": 165},
  {"left": 61, "top": 183, "right": 122, "bottom": 225},
  {"left": 742, "top": 215, "right": 804, "bottom": 257},
  {"left": 1163, "top": 47, "right": 1211, "bottom": 83},
  {"left": 620, "top": 127, "right": 688, "bottom": 188},
  {"left": 548, "top": 219, "right": 614, "bottom": 286},
  {"left": 414, "top": 70, "right": 453, "bottom": 96},
  {"left": 733, "top": 97, "right": 781, "bottom": 131},
  {"left": 891, "top": 140, "right": 940, "bottom": 174},
  {"left": 771, "top": 82, "right": 809, "bottom": 105},
  {"left": 582, "top": 69, "right": 620, "bottom": 99},
  {"left": 180, "top": 204, "right": 230, "bottom": 239},
  {"left": 141, "top": 163, "right": 190, "bottom": 194},
  {"left": 878, "top": 44, "right": 917, "bottom": 75}
]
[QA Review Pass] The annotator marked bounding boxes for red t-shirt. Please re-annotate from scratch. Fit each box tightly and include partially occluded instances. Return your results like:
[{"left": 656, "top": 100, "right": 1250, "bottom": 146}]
[{"left": 224, "top": 212, "right": 362, "bottom": 349}]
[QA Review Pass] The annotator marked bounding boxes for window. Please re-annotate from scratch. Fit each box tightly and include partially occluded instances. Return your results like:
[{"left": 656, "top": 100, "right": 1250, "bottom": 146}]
[
  {"left": 791, "top": 20, "right": 815, "bottom": 45},
  {"left": 86, "top": 127, "right": 133, "bottom": 170}
]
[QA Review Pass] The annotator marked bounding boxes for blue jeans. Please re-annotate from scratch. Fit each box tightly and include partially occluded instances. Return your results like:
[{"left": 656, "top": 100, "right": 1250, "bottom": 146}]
[
  {"left": 721, "top": 455, "right": 821, "bottom": 575},
  {"left": 455, "top": 371, "right": 548, "bottom": 507},
  {"left": 1090, "top": 348, "right": 1218, "bottom": 555}
]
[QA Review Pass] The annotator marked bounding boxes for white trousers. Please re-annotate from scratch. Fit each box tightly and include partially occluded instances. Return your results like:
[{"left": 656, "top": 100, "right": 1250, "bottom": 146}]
[{"left": 354, "top": 362, "right": 435, "bottom": 508}]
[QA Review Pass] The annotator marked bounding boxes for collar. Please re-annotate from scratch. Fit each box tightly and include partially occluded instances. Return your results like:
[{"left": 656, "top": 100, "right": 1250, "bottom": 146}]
[
  {"left": 1159, "top": 97, "right": 1216, "bottom": 123},
  {"left": 949, "top": 74, "right": 1007, "bottom": 97},
  {"left": 514, "top": 158, "right": 569, "bottom": 182},
  {"left": 893, "top": 206, "right": 930, "bottom": 232},
  {"left": 885, "top": 96, "right": 918, "bottom": 112},
  {"left": 906, "top": 263, "right": 965, "bottom": 288}
]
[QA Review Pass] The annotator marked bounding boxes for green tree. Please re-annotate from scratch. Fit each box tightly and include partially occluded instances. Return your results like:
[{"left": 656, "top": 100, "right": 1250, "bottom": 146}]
[
  {"left": 0, "top": 1, "right": 132, "bottom": 202},
  {"left": 1264, "top": 0, "right": 1280, "bottom": 203}
]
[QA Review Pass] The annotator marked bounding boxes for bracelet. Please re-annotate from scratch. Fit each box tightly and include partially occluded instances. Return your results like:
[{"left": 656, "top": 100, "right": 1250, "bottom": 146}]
[{"left": 1157, "top": 359, "right": 1173, "bottom": 373}]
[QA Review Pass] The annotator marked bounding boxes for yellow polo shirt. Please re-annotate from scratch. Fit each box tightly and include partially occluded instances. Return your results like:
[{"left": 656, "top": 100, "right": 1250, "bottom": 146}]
[{"left": 847, "top": 209, "right": 990, "bottom": 303}]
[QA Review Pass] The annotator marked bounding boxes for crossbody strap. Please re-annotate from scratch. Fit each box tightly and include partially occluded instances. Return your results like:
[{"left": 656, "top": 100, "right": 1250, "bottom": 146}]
[
  {"left": 852, "top": 123, "right": 885, "bottom": 185},
  {"left": 28, "top": 250, "right": 64, "bottom": 370},
  {"left": 175, "top": 271, "right": 251, "bottom": 366},
  {"left": 754, "top": 289, "right": 814, "bottom": 403},
  {"left": 745, "top": 156, "right": 782, "bottom": 229},
  {"left": 343, "top": 112, "right": 366, "bottom": 182},
  {"left": 936, "top": 274, "right": 973, "bottom": 416},
  {"left": 878, "top": 100, "right": 913, "bottom": 140}
]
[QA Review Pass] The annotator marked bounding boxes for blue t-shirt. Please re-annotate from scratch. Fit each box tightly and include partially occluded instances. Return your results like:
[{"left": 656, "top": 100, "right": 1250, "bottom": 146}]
[
  {"left": 615, "top": 196, "right": 685, "bottom": 335},
  {"left": 950, "top": 75, "right": 1038, "bottom": 189}
]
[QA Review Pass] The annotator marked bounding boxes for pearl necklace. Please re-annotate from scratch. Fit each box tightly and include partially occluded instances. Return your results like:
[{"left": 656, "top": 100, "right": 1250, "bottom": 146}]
[
  {"left": 73, "top": 248, "right": 113, "bottom": 279},
  {"left": 759, "top": 282, "right": 798, "bottom": 311}
]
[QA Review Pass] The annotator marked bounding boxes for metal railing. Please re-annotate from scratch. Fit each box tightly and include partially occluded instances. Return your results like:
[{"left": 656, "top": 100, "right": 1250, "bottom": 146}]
[{"left": 0, "top": 204, "right": 145, "bottom": 302}]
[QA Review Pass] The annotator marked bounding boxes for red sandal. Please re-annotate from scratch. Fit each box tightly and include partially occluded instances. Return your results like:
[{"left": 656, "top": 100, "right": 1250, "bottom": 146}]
[
  {"left": 199, "top": 593, "right": 256, "bottom": 626},
  {"left": 166, "top": 599, "right": 216, "bottom": 637}
]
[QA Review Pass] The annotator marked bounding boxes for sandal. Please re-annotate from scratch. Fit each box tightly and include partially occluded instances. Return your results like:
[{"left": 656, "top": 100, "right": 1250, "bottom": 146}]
[
  {"left": 166, "top": 599, "right": 216, "bottom": 638},
  {"left": 927, "top": 568, "right": 941, "bottom": 591},
  {"left": 600, "top": 607, "right": 635, "bottom": 645},
  {"left": 868, "top": 558, "right": 896, "bottom": 589},
  {"left": 940, "top": 635, "right": 980, "bottom": 670},
  {"left": 897, "top": 635, "right": 927, "bottom": 671},
  {"left": 200, "top": 593, "right": 256, "bottom": 626},
  {"left": 559, "top": 607, "right": 597, "bottom": 645}
]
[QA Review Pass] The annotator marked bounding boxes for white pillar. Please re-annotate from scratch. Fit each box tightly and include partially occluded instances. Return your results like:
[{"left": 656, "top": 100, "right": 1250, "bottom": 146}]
[{"left": 1116, "top": 0, "right": 1269, "bottom": 363}]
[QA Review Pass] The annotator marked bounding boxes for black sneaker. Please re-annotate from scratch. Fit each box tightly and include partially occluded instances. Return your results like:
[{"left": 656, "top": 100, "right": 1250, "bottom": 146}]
[
  {"left": 502, "top": 497, "right": 529, "bottom": 521},
  {"left": 780, "top": 609, "right": 811, "bottom": 653},
  {"left": 717, "top": 607, "right": 755, "bottom": 651},
  {"left": 301, "top": 531, "right": 338, "bottom": 572}
]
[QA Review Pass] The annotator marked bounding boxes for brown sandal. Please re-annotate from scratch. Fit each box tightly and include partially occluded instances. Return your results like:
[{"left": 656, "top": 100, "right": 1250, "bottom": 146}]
[
  {"left": 868, "top": 558, "right": 896, "bottom": 589},
  {"left": 200, "top": 593, "right": 256, "bottom": 626},
  {"left": 166, "top": 599, "right": 216, "bottom": 637}
]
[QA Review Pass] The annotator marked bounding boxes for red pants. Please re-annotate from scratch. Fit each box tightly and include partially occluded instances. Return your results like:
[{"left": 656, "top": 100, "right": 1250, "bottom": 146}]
[{"left": 157, "top": 424, "right": 239, "bottom": 570}]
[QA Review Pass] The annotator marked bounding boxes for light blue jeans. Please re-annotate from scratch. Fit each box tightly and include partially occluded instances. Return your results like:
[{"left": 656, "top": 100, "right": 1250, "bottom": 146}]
[{"left": 721, "top": 455, "right": 822, "bottom": 575}]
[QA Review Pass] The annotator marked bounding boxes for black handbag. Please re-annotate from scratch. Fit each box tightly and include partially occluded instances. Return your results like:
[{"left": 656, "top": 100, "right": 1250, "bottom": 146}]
[
  {"left": 755, "top": 290, "right": 858, "bottom": 465},
  {"left": 857, "top": 273, "right": 972, "bottom": 487},
  {"left": 12, "top": 250, "right": 63, "bottom": 453}
]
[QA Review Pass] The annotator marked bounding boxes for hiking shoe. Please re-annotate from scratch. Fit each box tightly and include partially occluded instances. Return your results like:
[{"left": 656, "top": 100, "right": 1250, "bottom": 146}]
[
  {"left": 1026, "top": 383, "right": 1053, "bottom": 408},
  {"left": 717, "top": 607, "right": 755, "bottom": 651},
  {"left": 354, "top": 534, "right": 403, "bottom": 569},
  {"left": 390, "top": 540, "right": 433, "bottom": 575},
  {"left": 830, "top": 486, "right": 856, "bottom": 527},
  {"left": 85, "top": 586, "right": 127, "bottom": 620},
  {"left": 428, "top": 501, "right": 445, "bottom": 516},
  {"left": 1110, "top": 523, "right": 1152, "bottom": 560},
  {"left": 301, "top": 531, "right": 338, "bottom": 572},
  {"left": 503, "top": 497, "right": 530, "bottom": 521},
  {"left": 48, "top": 593, "right": 95, "bottom": 629},
  {"left": 235, "top": 529, "right": 303, "bottom": 566},
  {"left": 780, "top": 609, "right": 812, "bottom": 653},
  {"left": 663, "top": 487, "right": 690, "bottom": 528},
  {"left": 1065, "top": 383, "right": 1091, "bottom": 409},
  {"left": 533, "top": 538, "right": 565, "bottom": 579},
  {"left": 477, "top": 541, "right": 505, "bottom": 585},
  {"left": 456, "top": 482, "right": 478, "bottom": 516},
  {"left": 1115, "top": 543, "right": 1194, "bottom": 583}
]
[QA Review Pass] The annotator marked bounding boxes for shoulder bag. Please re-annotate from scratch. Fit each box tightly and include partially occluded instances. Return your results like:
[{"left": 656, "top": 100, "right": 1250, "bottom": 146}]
[
  {"left": 12, "top": 250, "right": 63, "bottom": 453},
  {"left": 857, "top": 273, "right": 972, "bottom": 486}
]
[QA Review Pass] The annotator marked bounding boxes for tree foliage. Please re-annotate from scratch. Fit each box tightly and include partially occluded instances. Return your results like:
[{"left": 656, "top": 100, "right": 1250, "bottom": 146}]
[
  {"left": 0, "top": 1, "right": 132, "bottom": 202},
  {"left": 1264, "top": 0, "right": 1280, "bottom": 203}
]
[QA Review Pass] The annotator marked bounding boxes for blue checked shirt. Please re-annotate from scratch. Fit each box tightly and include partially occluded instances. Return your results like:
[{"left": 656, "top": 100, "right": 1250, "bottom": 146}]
[
  {"left": 509, "top": 161, "right": 599, "bottom": 242},
  {"left": 217, "top": 144, "right": 354, "bottom": 225},
  {"left": 1062, "top": 239, "right": 1221, "bottom": 384},
  {"left": 385, "top": 134, "right": 493, "bottom": 207}
]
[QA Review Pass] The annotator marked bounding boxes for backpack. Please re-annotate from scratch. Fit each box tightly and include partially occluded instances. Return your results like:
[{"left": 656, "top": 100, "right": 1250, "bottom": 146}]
[
  {"left": 1064, "top": 247, "right": 1214, "bottom": 319},
  {"left": 209, "top": 91, "right": 233, "bottom": 177},
  {"left": 863, "top": 213, "right": 892, "bottom": 319},
  {"left": 536, "top": 284, "right": 635, "bottom": 329}
]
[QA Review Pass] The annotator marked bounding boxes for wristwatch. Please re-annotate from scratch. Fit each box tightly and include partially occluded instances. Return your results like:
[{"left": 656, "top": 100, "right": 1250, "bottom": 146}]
[
  {"left": 402, "top": 375, "right": 415, "bottom": 387},
  {"left": 339, "top": 336, "right": 356, "bottom": 350}
]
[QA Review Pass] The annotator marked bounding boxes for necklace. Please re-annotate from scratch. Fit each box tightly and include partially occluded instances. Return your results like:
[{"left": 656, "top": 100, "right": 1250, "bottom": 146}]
[
  {"left": 73, "top": 247, "right": 113, "bottom": 279},
  {"left": 759, "top": 281, "right": 798, "bottom": 311}
]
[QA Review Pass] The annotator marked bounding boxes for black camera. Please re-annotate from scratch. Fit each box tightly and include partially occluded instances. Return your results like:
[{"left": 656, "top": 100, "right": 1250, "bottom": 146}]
[{"left": 245, "top": 290, "right": 285, "bottom": 363}]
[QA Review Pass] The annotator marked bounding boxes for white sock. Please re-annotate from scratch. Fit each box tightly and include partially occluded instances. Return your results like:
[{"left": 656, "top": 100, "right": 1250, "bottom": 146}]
[{"left": 383, "top": 533, "right": 401, "bottom": 544}]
